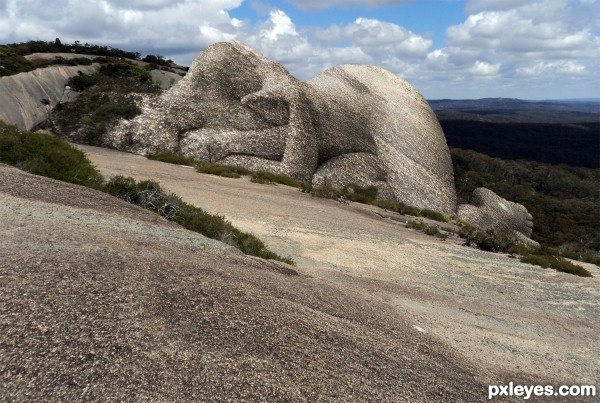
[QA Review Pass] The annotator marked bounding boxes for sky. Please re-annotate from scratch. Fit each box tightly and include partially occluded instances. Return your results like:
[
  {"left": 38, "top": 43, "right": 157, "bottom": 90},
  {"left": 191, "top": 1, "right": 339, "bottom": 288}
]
[{"left": 1, "top": 0, "right": 599, "bottom": 99}]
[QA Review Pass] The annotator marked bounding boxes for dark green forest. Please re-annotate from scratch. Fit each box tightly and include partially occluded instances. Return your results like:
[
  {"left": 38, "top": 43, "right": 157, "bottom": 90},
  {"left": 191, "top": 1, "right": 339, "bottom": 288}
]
[
  {"left": 441, "top": 120, "right": 599, "bottom": 168},
  {"left": 452, "top": 147, "right": 599, "bottom": 252}
]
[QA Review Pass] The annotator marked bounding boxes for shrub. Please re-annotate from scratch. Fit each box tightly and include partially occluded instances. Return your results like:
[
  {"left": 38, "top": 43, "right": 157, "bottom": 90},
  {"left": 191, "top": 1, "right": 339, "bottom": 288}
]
[
  {"left": 370, "top": 199, "right": 400, "bottom": 210},
  {"left": 101, "top": 175, "right": 294, "bottom": 265},
  {"left": 341, "top": 184, "right": 378, "bottom": 204},
  {"left": 250, "top": 171, "right": 302, "bottom": 187},
  {"left": 459, "top": 228, "right": 514, "bottom": 252},
  {"left": 196, "top": 161, "right": 250, "bottom": 178},
  {"left": 54, "top": 75, "right": 158, "bottom": 144},
  {"left": 520, "top": 254, "right": 592, "bottom": 277},
  {"left": 406, "top": 220, "right": 447, "bottom": 239},
  {"left": 394, "top": 202, "right": 423, "bottom": 217},
  {"left": 558, "top": 244, "right": 600, "bottom": 266},
  {"left": 420, "top": 209, "right": 450, "bottom": 223},
  {"left": 0, "top": 122, "right": 104, "bottom": 188},
  {"left": 148, "top": 152, "right": 197, "bottom": 166}
]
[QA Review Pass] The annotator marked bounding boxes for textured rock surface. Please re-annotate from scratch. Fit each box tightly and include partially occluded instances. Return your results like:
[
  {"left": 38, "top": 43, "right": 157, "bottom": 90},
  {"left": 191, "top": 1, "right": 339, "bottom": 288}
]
[
  {"left": 0, "top": 65, "right": 99, "bottom": 129},
  {"left": 110, "top": 41, "right": 457, "bottom": 214},
  {"left": 0, "top": 163, "right": 491, "bottom": 401},
  {"left": 458, "top": 187, "right": 539, "bottom": 247},
  {"left": 107, "top": 41, "right": 537, "bottom": 243},
  {"left": 308, "top": 64, "right": 457, "bottom": 213}
]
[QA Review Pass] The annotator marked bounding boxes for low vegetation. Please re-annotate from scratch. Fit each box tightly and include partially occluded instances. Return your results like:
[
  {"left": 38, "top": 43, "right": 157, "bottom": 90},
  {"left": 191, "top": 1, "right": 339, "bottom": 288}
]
[
  {"left": 52, "top": 60, "right": 159, "bottom": 144},
  {"left": 0, "top": 121, "right": 104, "bottom": 188},
  {"left": 147, "top": 152, "right": 197, "bottom": 166},
  {"left": 519, "top": 253, "right": 592, "bottom": 278},
  {"left": 309, "top": 182, "right": 452, "bottom": 222},
  {"left": 457, "top": 224, "right": 592, "bottom": 277},
  {"left": 406, "top": 220, "right": 448, "bottom": 239},
  {"left": 1, "top": 39, "right": 187, "bottom": 78},
  {"left": 149, "top": 151, "right": 301, "bottom": 187},
  {"left": 452, "top": 147, "right": 599, "bottom": 265},
  {"left": 196, "top": 161, "right": 250, "bottom": 178},
  {"left": 250, "top": 171, "right": 302, "bottom": 187},
  {"left": 0, "top": 125, "right": 293, "bottom": 264},
  {"left": 103, "top": 176, "right": 294, "bottom": 264}
]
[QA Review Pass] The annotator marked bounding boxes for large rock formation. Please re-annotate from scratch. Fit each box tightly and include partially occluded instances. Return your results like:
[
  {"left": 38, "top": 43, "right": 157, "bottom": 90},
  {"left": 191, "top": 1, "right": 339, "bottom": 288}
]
[
  {"left": 458, "top": 188, "right": 539, "bottom": 248},
  {"left": 110, "top": 41, "right": 457, "bottom": 214},
  {"left": 108, "top": 41, "right": 536, "bottom": 245},
  {"left": 0, "top": 65, "right": 99, "bottom": 130}
]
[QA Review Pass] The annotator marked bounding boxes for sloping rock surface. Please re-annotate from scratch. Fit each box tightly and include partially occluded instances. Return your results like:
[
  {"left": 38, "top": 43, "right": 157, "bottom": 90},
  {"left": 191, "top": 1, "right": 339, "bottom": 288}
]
[
  {"left": 0, "top": 65, "right": 99, "bottom": 129},
  {"left": 0, "top": 164, "right": 489, "bottom": 401}
]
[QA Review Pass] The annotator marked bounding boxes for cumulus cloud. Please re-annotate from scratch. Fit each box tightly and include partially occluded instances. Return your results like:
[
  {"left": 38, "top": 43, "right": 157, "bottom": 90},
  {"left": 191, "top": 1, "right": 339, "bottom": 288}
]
[
  {"left": 422, "top": 0, "right": 600, "bottom": 97},
  {"left": 0, "top": 0, "right": 598, "bottom": 98},
  {"left": 469, "top": 60, "right": 500, "bottom": 76}
]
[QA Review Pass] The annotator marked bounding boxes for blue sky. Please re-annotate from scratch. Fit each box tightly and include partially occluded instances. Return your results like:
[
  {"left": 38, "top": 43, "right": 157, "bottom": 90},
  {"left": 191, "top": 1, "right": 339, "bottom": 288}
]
[
  {"left": 230, "top": 0, "right": 466, "bottom": 50},
  {"left": 1, "top": 0, "right": 599, "bottom": 99}
]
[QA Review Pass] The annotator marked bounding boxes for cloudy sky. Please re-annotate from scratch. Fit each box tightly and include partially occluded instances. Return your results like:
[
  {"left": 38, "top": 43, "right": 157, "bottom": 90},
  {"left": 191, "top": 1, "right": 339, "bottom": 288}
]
[{"left": 1, "top": 0, "right": 599, "bottom": 99}]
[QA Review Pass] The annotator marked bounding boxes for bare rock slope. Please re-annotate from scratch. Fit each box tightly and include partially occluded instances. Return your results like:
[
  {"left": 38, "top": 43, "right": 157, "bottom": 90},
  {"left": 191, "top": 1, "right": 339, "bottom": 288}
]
[
  {"left": 0, "top": 163, "right": 492, "bottom": 401},
  {"left": 79, "top": 145, "right": 600, "bottom": 393},
  {"left": 0, "top": 65, "right": 99, "bottom": 129}
]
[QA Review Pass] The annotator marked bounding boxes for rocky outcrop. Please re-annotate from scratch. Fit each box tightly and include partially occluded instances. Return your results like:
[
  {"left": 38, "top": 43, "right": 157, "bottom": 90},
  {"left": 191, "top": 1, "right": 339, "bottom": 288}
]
[
  {"left": 458, "top": 188, "right": 539, "bottom": 247},
  {"left": 109, "top": 41, "right": 457, "bottom": 214},
  {"left": 0, "top": 65, "right": 99, "bottom": 129},
  {"left": 107, "top": 41, "right": 537, "bottom": 245}
]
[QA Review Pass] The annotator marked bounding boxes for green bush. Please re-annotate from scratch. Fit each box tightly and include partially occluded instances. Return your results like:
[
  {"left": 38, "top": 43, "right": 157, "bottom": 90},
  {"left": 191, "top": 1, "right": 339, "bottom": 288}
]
[
  {"left": 459, "top": 227, "right": 515, "bottom": 253},
  {"left": 196, "top": 161, "right": 250, "bottom": 178},
  {"left": 341, "top": 184, "right": 378, "bottom": 204},
  {"left": 420, "top": 209, "right": 450, "bottom": 223},
  {"left": 148, "top": 152, "right": 197, "bottom": 166},
  {"left": 250, "top": 171, "right": 302, "bottom": 187},
  {"left": 0, "top": 122, "right": 104, "bottom": 188},
  {"left": 558, "top": 244, "right": 600, "bottom": 266},
  {"left": 370, "top": 199, "right": 400, "bottom": 210},
  {"left": 54, "top": 74, "right": 158, "bottom": 144},
  {"left": 406, "top": 220, "right": 447, "bottom": 239},
  {"left": 520, "top": 254, "right": 592, "bottom": 277},
  {"left": 102, "top": 176, "right": 294, "bottom": 264}
]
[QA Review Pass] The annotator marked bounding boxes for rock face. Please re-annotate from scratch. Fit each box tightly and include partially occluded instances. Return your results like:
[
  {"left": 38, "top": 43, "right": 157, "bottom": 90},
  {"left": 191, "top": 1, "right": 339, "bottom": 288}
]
[
  {"left": 458, "top": 188, "right": 539, "bottom": 247},
  {"left": 0, "top": 65, "right": 99, "bottom": 129},
  {"left": 108, "top": 41, "right": 537, "bottom": 244},
  {"left": 0, "top": 163, "right": 490, "bottom": 401},
  {"left": 110, "top": 41, "right": 457, "bottom": 214}
]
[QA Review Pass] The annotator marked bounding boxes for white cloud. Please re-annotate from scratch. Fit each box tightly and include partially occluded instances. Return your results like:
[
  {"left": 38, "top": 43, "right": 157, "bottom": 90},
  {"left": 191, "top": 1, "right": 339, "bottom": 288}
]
[
  {"left": 0, "top": 0, "right": 598, "bottom": 98},
  {"left": 469, "top": 60, "right": 500, "bottom": 76},
  {"left": 517, "top": 61, "right": 586, "bottom": 76}
]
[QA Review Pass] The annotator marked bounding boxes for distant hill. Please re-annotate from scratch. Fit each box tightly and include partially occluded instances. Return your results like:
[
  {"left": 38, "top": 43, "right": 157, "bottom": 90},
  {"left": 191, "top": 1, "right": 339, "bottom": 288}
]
[
  {"left": 429, "top": 98, "right": 599, "bottom": 123},
  {"left": 428, "top": 98, "right": 599, "bottom": 168}
]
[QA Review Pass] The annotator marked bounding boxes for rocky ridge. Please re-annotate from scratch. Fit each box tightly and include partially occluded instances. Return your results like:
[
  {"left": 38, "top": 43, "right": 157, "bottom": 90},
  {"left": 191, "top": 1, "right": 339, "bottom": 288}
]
[{"left": 0, "top": 64, "right": 99, "bottom": 129}]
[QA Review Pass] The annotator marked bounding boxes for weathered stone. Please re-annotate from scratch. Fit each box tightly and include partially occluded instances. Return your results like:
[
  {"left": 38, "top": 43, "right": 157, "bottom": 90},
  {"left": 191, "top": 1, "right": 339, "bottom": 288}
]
[
  {"left": 108, "top": 41, "right": 538, "bottom": 245},
  {"left": 0, "top": 65, "right": 99, "bottom": 129},
  {"left": 458, "top": 188, "right": 539, "bottom": 247},
  {"left": 110, "top": 41, "right": 457, "bottom": 213}
]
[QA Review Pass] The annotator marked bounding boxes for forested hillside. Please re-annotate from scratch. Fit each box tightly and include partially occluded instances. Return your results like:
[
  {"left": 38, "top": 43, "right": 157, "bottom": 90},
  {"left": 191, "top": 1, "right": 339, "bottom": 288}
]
[
  {"left": 441, "top": 120, "right": 599, "bottom": 168},
  {"left": 451, "top": 147, "right": 599, "bottom": 253}
]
